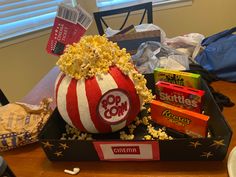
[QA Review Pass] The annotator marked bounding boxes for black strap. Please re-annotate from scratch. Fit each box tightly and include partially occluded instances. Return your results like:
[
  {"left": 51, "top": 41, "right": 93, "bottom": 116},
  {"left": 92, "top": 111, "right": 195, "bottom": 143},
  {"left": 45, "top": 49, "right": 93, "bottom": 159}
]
[
  {"left": 101, "top": 17, "right": 109, "bottom": 28},
  {"left": 188, "top": 63, "right": 235, "bottom": 111},
  {"left": 119, "top": 12, "right": 130, "bottom": 30},
  {"left": 101, "top": 12, "right": 131, "bottom": 31},
  {"left": 139, "top": 9, "right": 147, "bottom": 25}
]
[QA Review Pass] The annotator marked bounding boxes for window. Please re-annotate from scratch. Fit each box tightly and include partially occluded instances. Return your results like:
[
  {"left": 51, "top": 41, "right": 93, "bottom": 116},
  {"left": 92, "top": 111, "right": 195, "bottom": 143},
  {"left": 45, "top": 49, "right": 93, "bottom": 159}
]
[
  {"left": 0, "top": 0, "right": 75, "bottom": 41},
  {"left": 96, "top": 0, "right": 137, "bottom": 8},
  {"left": 96, "top": 0, "right": 192, "bottom": 10}
]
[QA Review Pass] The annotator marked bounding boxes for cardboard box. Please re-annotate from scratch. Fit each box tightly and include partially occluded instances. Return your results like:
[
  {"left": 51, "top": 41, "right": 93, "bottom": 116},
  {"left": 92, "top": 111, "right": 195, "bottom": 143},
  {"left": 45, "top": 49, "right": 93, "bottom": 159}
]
[
  {"left": 108, "top": 30, "right": 161, "bottom": 55},
  {"left": 154, "top": 68, "right": 201, "bottom": 89},
  {"left": 151, "top": 100, "right": 209, "bottom": 138},
  {"left": 155, "top": 81, "right": 205, "bottom": 112},
  {"left": 39, "top": 76, "right": 232, "bottom": 161}
]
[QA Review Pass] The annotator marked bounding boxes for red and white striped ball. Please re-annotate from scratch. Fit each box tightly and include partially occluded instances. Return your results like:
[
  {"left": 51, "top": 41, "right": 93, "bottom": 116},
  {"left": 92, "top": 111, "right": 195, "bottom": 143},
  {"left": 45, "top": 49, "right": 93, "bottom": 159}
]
[{"left": 55, "top": 66, "right": 142, "bottom": 133}]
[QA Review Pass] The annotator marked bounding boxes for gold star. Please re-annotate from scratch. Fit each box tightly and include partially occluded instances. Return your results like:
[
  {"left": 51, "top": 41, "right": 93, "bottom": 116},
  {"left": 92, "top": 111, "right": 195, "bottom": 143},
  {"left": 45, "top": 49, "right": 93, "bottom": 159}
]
[
  {"left": 201, "top": 151, "right": 213, "bottom": 159},
  {"left": 209, "top": 139, "right": 226, "bottom": 149},
  {"left": 42, "top": 141, "right": 54, "bottom": 149},
  {"left": 59, "top": 143, "right": 69, "bottom": 150},
  {"left": 54, "top": 151, "right": 63, "bottom": 157},
  {"left": 189, "top": 141, "right": 202, "bottom": 149}
]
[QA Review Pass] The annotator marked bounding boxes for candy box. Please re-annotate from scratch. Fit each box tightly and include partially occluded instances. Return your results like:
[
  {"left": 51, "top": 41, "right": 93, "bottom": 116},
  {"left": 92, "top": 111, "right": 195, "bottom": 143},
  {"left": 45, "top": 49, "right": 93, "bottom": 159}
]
[
  {"left": 39, "top": 77, "right": 232, "bottom": 161},
  {"left": 156, "top": 81, "right": 205, "bottom": 112},
  {"left": 151, "top": 100, "right": 209, "bottom": 138},
  {"left": 108, "top": 30, "right": 161, "bottom": 55},
  {"left": 154, "top": 68, "right": 201, "bottom": 89}
]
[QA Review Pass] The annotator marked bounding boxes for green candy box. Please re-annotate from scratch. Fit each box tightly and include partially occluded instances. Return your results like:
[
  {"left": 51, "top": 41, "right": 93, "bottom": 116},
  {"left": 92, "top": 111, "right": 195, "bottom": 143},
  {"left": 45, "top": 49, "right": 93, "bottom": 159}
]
[{"left": 154, "top": 68, "right": 201, "bottom": 89}]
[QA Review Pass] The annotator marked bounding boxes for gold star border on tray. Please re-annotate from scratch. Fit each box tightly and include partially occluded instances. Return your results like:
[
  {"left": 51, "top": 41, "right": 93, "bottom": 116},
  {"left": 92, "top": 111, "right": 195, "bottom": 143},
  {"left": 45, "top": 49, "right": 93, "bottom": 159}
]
[
  {"left": 201, "top": 151, "right": 214, "bottom": 159},
  {"left": 50, "top": 143, "right": 70, "bottom": 158},
  {"left": 54, "top": 151, "right": 63, "bottom": 157},
  {"left": 42, "top": 141, "right": 54, "bottom": 149},
  {"left": 59, "top": 143, "right": 69, "bottom": 150},
  {"left": 189, "top": 141, "right": 202, "bottom": 149},
  {"left": 209, "top": 139, "right": 226, "bottom": 149}
]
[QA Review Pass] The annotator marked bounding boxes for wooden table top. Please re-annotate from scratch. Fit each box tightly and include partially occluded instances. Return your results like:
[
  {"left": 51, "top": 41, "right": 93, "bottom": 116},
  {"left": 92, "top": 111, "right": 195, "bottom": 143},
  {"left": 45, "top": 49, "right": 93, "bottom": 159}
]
[{"left": 1, "top": 67, "right": 236, "bottom": 177}]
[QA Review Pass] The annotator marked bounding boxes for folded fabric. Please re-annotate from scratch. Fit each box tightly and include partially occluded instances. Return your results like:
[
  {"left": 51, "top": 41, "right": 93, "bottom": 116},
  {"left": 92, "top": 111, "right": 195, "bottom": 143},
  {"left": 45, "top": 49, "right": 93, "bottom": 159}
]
[
  {"left": 188, "top": 63, "right": 234, "bottom": 111},
  {"left": 0, "top": 98, "right": 52, "bottom": 151}
]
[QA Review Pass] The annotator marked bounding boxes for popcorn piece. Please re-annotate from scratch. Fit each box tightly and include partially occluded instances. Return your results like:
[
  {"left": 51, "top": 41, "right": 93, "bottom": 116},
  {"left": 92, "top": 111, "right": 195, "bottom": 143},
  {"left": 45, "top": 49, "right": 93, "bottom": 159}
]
[
  {"left": 128, "top": 124, "right": 136, "bottom": 134},
  {"left": 147, "top": 125, "right": 173, "bottom": 140},
  {"left": 135, "top": 119, "right": 142, "bottom": 126},
  {"left": 120, "top": 131, "right": 134, "bottom": 140},
  {"left": 61, "top": 125, "right": 93, "bottom": 140},
  {"left": 144, "top": 135, "right": 152, "bottom": 140},
  {"left": 134, "top": 116, "right": 142, "bottom": 126},
  {"left": 128, "top": 124, "right": 136, "bottom": 129},
  {"left": 147, "top": 116, "right": 152, "bottom": 120},
  {"left": 141, "top": 106, "right": 147, "bottom": 111},
  {"left": 142, "top": 116, "right": 149, "bottom": 125},
  {"left": 86, "top": 137, "right": 93, "bottom": 140}
]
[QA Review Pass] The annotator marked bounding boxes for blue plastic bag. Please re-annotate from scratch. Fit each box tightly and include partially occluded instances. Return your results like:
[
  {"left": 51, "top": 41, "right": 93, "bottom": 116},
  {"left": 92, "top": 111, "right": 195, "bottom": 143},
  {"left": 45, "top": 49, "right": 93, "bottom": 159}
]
[{"left": 195, "top": 27, "right": 236, "bottom": 82}]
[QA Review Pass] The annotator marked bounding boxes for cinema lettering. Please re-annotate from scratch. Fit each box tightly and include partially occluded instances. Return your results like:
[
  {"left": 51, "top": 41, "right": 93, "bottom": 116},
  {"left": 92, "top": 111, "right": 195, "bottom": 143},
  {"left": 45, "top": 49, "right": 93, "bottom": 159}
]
[{"left": 112, "top": 146, "right": 140, "bottom": 154}]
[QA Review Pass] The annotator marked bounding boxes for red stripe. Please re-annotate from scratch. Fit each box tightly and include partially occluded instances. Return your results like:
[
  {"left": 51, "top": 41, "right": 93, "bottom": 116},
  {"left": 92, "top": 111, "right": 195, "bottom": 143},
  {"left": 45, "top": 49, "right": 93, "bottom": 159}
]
[
  {"left": 55, "top": 73, "right": 65, "bottom": 106},
  {"left": 66, "top": 78, "right": 86, "bottom": 131},
  {"left": 109, "top": 66, "right": 140, "bottom": 125},
  {"left": 85, "top": 77, "right": 112, "bottom": 133}
]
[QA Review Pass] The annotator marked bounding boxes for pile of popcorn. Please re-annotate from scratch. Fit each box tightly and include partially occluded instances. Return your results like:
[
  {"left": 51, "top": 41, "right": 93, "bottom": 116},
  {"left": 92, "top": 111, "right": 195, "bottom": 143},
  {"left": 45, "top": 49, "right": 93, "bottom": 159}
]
[
  {"left": 61, "top": 124, "right": 93, "bottom": 141},
  {"left": 56, "top": 35, "right": 153, "bottom": 104},
  {"left": 60, "top": 106, "right": 173, "bottom": 141},
  {"left": 119, "top": 107, "right": 173, "bottom": 141}
]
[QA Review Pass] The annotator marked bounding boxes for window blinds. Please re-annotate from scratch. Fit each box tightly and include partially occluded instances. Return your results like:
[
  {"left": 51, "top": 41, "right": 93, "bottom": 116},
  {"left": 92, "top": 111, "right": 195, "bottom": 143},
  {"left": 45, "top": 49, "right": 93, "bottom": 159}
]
[
  {"left": 96, "top": 0, "right": 136, "bottom": 8},
  {"left": 0, "top": 0, "right": 73, "bottom": 41}
]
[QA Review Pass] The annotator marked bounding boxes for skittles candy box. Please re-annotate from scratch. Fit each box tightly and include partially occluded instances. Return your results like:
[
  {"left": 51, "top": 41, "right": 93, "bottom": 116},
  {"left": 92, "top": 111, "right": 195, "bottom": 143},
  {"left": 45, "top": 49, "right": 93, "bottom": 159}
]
[
  {"left": 151, "top": 100, "right": 209, "bottom": 138},
  {"left": 154, "top": 68, "right": 201, "bottom": 89},
  {"left": 156, "top": 81, "right": 205, "bottom": 113}
]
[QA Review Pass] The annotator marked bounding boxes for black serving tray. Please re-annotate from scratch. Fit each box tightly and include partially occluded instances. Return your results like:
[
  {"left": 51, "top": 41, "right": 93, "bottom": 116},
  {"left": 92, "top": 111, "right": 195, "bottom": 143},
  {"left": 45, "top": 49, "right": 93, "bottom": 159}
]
[{"left": 39, "top": 76, "right": 232, "bottom": 161}]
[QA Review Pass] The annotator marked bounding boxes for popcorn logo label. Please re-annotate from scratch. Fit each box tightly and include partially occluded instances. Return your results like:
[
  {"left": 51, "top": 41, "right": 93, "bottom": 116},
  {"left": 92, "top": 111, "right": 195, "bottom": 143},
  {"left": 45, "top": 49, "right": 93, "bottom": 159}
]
[
  {"left": 98, "top": 89, "right": 130, "bottom": 124},
  {"left": 112, "top": 146, "right": 140, "bottom": 155}
]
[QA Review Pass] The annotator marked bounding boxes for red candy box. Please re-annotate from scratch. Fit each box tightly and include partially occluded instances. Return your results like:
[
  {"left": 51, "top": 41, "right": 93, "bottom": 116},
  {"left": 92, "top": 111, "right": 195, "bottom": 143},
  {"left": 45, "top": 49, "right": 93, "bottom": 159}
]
[
  {"left": 156, "top": 81, "right": 205, "bottom": 113},
  {"left": 151, "top": 100, "right": 209, "bottom": 138}
]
